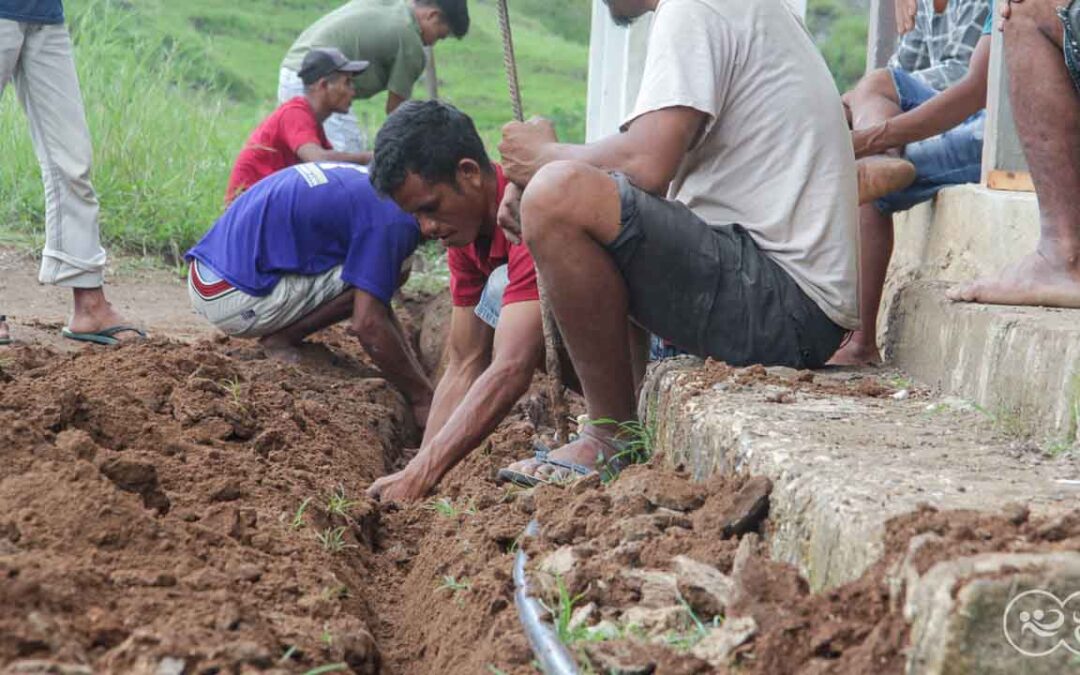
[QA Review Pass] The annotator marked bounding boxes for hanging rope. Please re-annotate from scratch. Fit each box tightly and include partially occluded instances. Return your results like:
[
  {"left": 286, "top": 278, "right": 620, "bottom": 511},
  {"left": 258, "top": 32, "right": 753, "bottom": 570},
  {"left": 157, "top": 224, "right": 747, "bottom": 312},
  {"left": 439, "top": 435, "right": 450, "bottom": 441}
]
[{"left": 495, "top": 0, "right": 570, "bottom": 444}]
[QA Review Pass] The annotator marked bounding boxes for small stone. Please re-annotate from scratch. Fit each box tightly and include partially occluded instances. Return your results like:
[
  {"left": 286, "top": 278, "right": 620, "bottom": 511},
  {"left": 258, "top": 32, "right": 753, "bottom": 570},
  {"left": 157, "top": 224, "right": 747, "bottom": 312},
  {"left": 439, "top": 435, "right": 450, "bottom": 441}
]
[
  {"left": 210, "top": 483, "right": 243, "bottom": 502},
  {"left": 54, "top": 429, "right": 99, "bottom": 461},
  {"left": 155, "top": 657, "right": 186, "bottom": 675},
  {"left": 673, "top": 556, "right": 736, "bottom": 618},
  {"left": 621, "top": 569, "right": 679, "bottom": 608},
  {"left": 539, "top": 545, "right": 578, "bottom": 577},
  {"left": 1002, "top": 502, "right": 1030, "bottom": 526},
  {"left": 620, "top": 605, "right": 686, "bottom": 635},
  {"left": 567, "top": 602, "right": 596, "bottom": 632},
  {"left": 228, "top": 562, "right": 263, "bottom": 583},
  {"left": 98, "top": 458, "right": 171, "bottom": 514},
  {"left": 585, "top": 640, "right": 657, "bottom": 675},
  {"left": 722, "top": 477, "right": 772, "bottom": 538},
  {"left": 4, "top": 661, "right": 94, "bottom": 675},
  {"left": 690, "top": 616, "right": 757, "bottom": 666}
]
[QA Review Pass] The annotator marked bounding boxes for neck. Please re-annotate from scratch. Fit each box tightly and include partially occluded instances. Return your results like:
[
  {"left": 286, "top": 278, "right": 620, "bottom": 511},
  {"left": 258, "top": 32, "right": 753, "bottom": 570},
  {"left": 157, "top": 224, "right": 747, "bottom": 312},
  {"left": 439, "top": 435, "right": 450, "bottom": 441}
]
[
  {"left": 305, "top": 93, "right": 332, "bottom": 123},
  {"left": 480, "top": 169, "right": 499, "bottom": 238}
]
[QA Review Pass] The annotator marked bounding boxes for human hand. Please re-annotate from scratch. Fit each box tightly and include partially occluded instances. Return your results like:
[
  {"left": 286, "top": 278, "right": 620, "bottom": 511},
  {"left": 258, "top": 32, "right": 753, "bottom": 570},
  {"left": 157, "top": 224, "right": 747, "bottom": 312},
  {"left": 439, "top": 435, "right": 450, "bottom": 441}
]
[
  {"left": 497, "top": 182, "right": 524, "bottom": 244},
  {"left": 498, "top": 117, "right": 559, "bottom": 187},
  {"left": 366, "top": 464, "right": 435, "bottom": 503},
  {"left": 895, "top": 0, "right": 919, "bottom": 34}
]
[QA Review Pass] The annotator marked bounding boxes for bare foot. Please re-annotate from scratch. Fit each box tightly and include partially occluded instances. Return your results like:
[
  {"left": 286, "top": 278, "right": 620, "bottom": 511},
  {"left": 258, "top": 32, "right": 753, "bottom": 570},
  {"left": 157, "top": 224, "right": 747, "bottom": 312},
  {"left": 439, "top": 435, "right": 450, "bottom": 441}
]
[
  {"left": 827, "top": 332, "right": 882, "bottom": 366},
  {"left": 946, "top": 250, "right": 1080, "bottom": 308},
  {"left": 68, "top": 288, "right": 143, "bottom": 341},
  {"left": 258, "top": 335, "right": 302, "bottom": 363}
]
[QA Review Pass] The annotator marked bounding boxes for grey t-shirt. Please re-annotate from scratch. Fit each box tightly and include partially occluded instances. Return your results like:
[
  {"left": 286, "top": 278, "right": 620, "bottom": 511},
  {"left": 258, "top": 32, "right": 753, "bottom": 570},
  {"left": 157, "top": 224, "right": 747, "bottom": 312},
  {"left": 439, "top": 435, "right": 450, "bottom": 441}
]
[
  {"left": 282, "top": 0, "right": 426, "bottom": 100},
  {"left": 623, "top": 0, "right": 860, "bottom": 329}
]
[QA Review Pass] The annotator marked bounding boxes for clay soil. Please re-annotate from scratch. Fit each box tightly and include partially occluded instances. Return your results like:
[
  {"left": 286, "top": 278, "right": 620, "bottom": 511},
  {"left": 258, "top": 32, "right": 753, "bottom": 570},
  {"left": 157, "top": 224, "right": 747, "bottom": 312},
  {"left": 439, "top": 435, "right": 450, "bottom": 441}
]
[{"left": 3, "top": 277, "right": 1080, "bottom": 675}]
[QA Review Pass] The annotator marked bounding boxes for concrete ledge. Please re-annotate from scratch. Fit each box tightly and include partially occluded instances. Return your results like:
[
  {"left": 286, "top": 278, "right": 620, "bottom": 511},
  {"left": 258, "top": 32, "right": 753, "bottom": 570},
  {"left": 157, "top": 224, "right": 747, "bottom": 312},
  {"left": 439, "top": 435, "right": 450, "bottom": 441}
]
[
  {"left": 641, "top": 360, "right": 1079, "bottom": 591},
  {"left": 887, "top": 281, "right": 1080, "bottom": 442}
]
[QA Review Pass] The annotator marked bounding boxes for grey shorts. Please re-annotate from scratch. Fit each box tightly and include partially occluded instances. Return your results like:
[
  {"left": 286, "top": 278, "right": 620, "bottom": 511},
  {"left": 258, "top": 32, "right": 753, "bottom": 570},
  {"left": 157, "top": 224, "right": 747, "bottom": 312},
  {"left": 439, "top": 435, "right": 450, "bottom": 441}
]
[{"left": 606, "top": 174, "right": 846, "bottom": 369}]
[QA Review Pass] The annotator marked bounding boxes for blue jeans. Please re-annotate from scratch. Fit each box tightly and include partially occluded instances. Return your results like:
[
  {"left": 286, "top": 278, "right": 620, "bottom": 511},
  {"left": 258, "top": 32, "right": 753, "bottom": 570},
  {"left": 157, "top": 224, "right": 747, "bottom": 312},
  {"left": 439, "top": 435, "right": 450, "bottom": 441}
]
[
  {"left": 1061, "top": 0, "right": 1080, "bottom": 94},
  {"left": 876, "top": 68, "right": 985, "bottom": 216},
  {"left": 474, "top": 264, "right": 508, "bottom": 328}
]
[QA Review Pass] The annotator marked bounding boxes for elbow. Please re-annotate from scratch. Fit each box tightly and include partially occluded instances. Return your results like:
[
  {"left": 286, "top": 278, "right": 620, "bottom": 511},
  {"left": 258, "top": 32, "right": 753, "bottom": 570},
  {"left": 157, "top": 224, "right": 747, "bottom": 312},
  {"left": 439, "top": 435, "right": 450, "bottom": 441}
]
[{"left": 626, "top": 160, "right": 673, "bottom": 196}]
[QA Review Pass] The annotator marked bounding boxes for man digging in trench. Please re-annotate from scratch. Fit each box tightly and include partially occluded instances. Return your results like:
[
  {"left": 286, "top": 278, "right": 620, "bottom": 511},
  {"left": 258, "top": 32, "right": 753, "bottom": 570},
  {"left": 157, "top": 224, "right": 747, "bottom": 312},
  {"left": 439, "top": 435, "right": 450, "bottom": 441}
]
[
  {"left": 185, "top": 161, "right": 434, "bottom": 426},
  {"left": 495, "top": 0, "right": 861, "bottom": 484},
  {"left": 365, "top": 101, "right": 594, "bottom": 502}
]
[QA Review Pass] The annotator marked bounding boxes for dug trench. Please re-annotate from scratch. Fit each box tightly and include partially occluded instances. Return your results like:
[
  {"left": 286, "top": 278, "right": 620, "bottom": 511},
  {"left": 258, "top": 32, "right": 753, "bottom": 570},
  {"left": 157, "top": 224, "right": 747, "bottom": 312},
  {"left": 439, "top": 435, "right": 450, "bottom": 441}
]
[{"left": 2, "top": 291, "right": 1080, "bottom": 675}]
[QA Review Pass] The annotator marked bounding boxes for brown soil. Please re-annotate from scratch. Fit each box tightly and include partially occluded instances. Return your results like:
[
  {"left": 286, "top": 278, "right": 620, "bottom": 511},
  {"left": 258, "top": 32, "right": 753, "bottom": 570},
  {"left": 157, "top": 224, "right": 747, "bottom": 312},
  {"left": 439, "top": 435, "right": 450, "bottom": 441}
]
[{"left": 4, "top": 267, "right": 1080, "bottom": 675}]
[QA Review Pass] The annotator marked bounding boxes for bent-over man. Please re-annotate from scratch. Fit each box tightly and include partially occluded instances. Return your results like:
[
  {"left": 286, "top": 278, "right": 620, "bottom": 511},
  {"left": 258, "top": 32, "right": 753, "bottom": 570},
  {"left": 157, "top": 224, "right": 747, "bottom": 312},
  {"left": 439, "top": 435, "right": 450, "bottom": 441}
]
[
  {"left": 495, "top": 0, "right": 859, "bottom": 484},
  {"left": 187, "top": 162, "right": 433, "bottom": 424}
]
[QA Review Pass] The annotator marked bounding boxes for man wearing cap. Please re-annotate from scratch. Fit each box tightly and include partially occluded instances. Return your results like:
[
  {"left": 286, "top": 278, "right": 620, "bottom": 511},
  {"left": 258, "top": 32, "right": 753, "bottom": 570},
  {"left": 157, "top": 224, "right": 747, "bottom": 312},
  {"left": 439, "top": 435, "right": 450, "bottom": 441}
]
[
  {"left": 279, "top": 0, "right": 470, "bottom": 154},
  {"left": 188, "top": 161, "right": 434, "bottom": 425},
  {"left": 226, "top": 48, "right": 371, "bottom": 203}
]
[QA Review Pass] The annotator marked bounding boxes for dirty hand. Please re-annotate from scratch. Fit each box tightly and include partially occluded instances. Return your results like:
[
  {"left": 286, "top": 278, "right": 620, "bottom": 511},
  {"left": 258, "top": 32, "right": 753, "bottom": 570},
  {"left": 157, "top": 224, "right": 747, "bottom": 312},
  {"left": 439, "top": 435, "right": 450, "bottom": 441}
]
[
  {"left": 367, "top": 464, "right": 434, "bottom": 503},
  {"left": 498, "top": 182, "right": 524, "bottom": 244},
  {"left": 894, "top": 0, "right": 919, "bottom": 34},
  {"left": 498, "top": 117, "right": 559, "bottom": 187}
]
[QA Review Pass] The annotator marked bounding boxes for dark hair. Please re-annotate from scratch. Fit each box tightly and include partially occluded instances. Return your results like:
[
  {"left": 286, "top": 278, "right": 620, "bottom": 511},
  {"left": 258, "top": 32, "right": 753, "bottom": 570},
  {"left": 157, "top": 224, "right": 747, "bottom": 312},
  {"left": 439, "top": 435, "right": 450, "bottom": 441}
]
[
  {"left": 418, "top": 0, "right": 469, "bottom": 38},
  {"left": 370, "top": 100, "right": 491, "bottom": 196}
]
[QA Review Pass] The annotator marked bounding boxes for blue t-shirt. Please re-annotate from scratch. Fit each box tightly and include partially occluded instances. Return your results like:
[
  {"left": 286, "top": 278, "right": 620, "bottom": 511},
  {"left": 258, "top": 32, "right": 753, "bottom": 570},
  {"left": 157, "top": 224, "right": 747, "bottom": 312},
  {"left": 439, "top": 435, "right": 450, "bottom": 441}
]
[
  {"left": 186, "top": 163, "right": 420, "bottom": 305},
  {"left": 0, "top": 0, "right": 64, "bottom": 24}
]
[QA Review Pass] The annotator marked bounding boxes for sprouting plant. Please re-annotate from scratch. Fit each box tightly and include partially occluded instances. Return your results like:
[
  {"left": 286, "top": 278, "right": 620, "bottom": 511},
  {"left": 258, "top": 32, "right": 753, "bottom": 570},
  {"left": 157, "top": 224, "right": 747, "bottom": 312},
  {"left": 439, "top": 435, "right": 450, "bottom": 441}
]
[
  {"left": 319, "top": 584, "right": 350, "bottom": 601},
  {"left": 663, "top": 592, "right": 722, "bottom": 652},
  {"left": 326, "top": 485, "right": 358, "bottom": 518},
  {"left": 279, "top": 645, "right": 298, "bottom": 663},
  {"left": 320, "top": 623, "right": 334, "bottom": 646},
  {"left": 547, "top": 576, "right": 592, "bottom": 645},
  {"left": 315, "top": 526, "right": 354, "bottom": 554},
  {"left": 291, "top": 497, "right": 313, "bottom": 530},
  {"left": 220, "top": 376, "right": 243, "bottom": 406},
  {"left": 588, "top": 416, "right": 658, "bottom": 480},
  {"left": 486, "top": 666, "right": 509, "bottom": 675},
  {"left": 437, "top": 575, "right": 472, "bottom": 605},
  {"left": 888, "top": 375, "right": 913, "bottom": 390},
  {"left": 426, "top": 496, "right": 476, "bottom": 518}
]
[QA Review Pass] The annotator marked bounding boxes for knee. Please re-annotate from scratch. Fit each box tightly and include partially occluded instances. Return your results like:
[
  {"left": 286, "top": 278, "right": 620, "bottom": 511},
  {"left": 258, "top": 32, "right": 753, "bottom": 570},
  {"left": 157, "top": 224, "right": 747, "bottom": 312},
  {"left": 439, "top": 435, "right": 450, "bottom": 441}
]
[
  {"left": 1004, "top": 0, "right": 1062, "bottom": 42},
  {"left": 851, "top": 68, "right": 896, "bottom": 99},
  {"left": 520, "top": 160, "right": 595, "bottom": 247}
]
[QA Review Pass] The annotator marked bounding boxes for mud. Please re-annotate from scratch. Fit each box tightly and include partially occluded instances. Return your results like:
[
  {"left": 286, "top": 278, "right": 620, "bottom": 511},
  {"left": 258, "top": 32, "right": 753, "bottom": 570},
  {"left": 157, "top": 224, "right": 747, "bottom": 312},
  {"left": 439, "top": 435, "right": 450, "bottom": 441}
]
[{"left": 4, "top": 286, "right": 1080, "bottom": 675}]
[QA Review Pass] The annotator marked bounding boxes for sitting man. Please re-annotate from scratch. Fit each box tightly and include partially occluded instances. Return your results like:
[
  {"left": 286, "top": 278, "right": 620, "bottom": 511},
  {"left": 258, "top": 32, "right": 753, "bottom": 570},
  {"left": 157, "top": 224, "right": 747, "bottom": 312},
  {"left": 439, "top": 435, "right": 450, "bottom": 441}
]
[
  {"left": 848, "top": 0, "right": 991, "bottom": 204},
  {"left": 187, "top": 162, "right": 433, "bottom": 424},
  {"left": 279, "top": 0, "right": 470, "bottom": 153},
  {"left": 948, "top": 0, "right": 1080, "bottom": 306},
  {"left": 495, "top": 0, "right": 860, "bottom": 483},
  {"left": 365, "top": 101, "right": 577, "bottom": 502},
  {"left": 226, "top": 48, "right": 373, "bottom": 203},
  {"left": 831, "top": 2, "right": 995, "bottom": 365}
]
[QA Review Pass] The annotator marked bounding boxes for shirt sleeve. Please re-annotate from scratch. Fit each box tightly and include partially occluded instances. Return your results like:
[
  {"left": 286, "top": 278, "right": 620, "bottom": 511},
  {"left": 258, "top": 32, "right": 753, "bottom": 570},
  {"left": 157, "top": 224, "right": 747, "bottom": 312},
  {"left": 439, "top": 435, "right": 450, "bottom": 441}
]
[
  {"left": 501, "top": 243, "right": 540, "bottom": 306},
  {"left": 341, "top": 213, "right": 420, "bottom": 306},
  {"left": 448, "top": 247, "right": 486, "bottom": 307},
  {"left": 888, "top": 12, "right": 928, "bottom": 74},
  {"left": 278, "top": 107, "right": 326, "bottom": 153},
  {"left": 621, "top": 0, "right": 730, "bottom": 139},
  {"left": 386, "top": 33, "right": 425, "bottom": 98}
]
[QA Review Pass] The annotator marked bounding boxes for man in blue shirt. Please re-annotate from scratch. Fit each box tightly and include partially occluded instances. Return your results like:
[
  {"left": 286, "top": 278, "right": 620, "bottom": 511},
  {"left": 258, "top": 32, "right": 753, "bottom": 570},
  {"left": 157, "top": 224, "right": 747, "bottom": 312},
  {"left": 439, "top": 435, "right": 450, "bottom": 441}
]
[
  {"left": 186, "top": 162, "right": 433, "bottom": 424},
  {"left": 0, "top": 0, "right": 142, "bottom": 346}
]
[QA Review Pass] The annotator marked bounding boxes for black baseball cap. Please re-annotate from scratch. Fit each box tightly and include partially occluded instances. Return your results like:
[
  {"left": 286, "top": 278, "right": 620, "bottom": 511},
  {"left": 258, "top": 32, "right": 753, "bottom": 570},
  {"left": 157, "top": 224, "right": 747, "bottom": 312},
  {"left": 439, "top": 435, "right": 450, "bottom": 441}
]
[{"left": 298, "top": 48, "right": 369, "bottom": 85}]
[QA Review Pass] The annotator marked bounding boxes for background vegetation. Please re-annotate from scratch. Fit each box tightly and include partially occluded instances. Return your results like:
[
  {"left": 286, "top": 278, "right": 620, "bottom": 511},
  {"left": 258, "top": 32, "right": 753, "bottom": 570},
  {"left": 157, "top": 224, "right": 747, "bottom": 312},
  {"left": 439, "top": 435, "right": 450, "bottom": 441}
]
[{"left": 0, "top": 0, "right": 867, "bottom": 259}]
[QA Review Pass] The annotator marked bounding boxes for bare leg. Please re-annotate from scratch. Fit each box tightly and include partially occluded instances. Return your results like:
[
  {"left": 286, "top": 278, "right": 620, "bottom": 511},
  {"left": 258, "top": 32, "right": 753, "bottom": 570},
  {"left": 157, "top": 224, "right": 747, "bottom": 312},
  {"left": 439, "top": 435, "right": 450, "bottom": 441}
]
[
  {"left": 259, "top": 290, "right": 353, "bottom": 362},
  {"left": 67, "top": 288, "right": 141, "bottom": 340},
  {"left": 503, "top": 162, "right": 636, "bottom": 478},
  {"left": 845, "top": 68, "right": 903, "bottom": 130},
  {"left": 829, "top": 205, "right": 894, "bottom": 365},
  {"left": 948, "top": 0, "right": 1080, "bottom": 306}
]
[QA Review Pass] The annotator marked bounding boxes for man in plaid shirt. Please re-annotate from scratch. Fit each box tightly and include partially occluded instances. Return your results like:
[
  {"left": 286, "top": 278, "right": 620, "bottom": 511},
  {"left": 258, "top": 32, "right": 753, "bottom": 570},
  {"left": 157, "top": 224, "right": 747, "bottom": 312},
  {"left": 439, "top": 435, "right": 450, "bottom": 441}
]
[{"left": 890, "top": 0, "right": 992, "bottom": 91}]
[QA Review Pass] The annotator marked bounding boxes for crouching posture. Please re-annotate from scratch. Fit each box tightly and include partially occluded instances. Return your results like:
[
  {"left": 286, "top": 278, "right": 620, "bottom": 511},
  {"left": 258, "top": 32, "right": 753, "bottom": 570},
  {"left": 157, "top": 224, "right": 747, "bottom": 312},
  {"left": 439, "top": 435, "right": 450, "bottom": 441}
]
[{"left": 186, "top": 162, "right": 433, "bottom": 424}]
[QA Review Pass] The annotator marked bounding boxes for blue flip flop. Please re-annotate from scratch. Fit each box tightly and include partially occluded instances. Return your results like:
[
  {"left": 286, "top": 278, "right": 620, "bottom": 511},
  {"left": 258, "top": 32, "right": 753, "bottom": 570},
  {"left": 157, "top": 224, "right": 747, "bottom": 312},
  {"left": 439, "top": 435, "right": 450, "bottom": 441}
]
[
  {"left": 496, "top": 434, "right": 632, "bottom": 488},
  {"left": 61, "top": 325, "right": 147, "bottom": 346}
]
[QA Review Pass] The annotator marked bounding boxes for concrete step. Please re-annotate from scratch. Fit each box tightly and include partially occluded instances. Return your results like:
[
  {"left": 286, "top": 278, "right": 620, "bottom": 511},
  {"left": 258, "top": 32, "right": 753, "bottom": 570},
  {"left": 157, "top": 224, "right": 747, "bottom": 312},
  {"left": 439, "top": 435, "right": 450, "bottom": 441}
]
[
  {"left": 886, "top": 281, "right": 1080, "bottom": 445},
  {"left": 640, "top": 359, "right": 1080, "bottom": 591}
]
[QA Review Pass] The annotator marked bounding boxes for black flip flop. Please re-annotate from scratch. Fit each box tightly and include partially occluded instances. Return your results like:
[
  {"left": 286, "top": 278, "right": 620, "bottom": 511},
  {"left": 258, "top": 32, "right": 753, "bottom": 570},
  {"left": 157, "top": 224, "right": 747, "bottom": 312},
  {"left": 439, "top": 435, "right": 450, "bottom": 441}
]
[{"left": 61, "top": 325, "right": 147, "bottom": 346}]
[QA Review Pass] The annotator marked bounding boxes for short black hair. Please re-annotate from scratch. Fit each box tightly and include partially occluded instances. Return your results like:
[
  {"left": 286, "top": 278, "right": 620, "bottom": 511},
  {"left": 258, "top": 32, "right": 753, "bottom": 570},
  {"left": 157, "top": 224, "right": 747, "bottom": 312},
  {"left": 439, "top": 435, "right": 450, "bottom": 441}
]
[
  {"left": 370, "top": 100, "right": 492, "bottom": 197},
  {"left": 419, "top": 0, "right": 470, "bottom": 38}
]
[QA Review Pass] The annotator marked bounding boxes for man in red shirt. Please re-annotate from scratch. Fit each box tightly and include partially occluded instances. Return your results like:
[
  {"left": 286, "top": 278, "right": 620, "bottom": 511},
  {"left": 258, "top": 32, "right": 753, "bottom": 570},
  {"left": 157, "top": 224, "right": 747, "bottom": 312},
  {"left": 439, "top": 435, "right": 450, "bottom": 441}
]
[
  {"left": 225, "top": 48, "right": 373, "bottom": 203},
  {"left": 364, "top": 100, "right": 562, "bottom": 502}
]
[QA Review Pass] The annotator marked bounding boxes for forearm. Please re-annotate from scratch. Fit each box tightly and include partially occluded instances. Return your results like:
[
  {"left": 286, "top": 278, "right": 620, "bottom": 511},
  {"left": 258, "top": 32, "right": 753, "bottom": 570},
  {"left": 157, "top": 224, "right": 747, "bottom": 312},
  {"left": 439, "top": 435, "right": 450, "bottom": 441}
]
[
  {"left": 532, "top": 139, "right": 669, "bottom": 195},
  {"left": 419, "top": 358, "right": 484, "bottom": 448},
  {"left": 872, "top": 83, "right": 985, "bottom": 153},
  {"left": 409, "top": 361, "right": 533, "bottom": 486},
  {"left": 325, "top": 150, "right": 372, "bottom": 164},
  {"left": 353, "top": 316, "right": 432, "bottom": 406}
]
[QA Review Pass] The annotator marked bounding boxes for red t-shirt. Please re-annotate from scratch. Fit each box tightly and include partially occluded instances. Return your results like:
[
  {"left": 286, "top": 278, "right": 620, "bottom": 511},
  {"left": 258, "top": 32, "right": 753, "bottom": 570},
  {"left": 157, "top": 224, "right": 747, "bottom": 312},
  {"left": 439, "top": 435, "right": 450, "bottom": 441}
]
[
  {"left": 447, "top": 164, "right": 540, "bottom": 308},
  {"left": 225, "top": 97, "right": 331, "bottom": 203}
]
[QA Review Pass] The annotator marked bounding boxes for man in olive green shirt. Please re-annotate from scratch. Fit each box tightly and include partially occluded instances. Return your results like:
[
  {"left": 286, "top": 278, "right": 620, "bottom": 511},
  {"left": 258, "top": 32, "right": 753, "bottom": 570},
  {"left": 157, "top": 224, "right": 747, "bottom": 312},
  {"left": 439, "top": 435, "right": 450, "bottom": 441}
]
[{"left": 279, "top": 0, "right": 469, "bottom": 154}]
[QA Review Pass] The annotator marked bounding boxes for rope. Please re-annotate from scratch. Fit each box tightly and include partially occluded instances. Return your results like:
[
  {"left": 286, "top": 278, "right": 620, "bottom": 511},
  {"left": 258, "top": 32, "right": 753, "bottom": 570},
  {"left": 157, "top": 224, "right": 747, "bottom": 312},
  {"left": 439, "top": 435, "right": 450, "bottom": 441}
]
[{"left": 495, "top": 0, "right": 570, "bottom": 443}]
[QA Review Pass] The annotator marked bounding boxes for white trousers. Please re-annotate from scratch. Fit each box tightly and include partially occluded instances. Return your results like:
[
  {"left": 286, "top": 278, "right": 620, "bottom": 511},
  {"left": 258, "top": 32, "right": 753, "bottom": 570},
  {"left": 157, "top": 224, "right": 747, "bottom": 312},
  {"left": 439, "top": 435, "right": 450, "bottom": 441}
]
[
  {"left": 0, "top": 20, "right": 106, "bottom": 288},
  {"left": 277, "top": 67, "right": 367, "bottom": 154}
]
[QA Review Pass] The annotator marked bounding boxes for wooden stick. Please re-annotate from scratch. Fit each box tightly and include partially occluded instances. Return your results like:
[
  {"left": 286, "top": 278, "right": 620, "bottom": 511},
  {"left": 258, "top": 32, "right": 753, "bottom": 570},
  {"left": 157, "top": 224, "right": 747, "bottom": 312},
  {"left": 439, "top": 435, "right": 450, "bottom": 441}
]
[{"left": 495, "top": 0, "right": 570, "bottom": 443}]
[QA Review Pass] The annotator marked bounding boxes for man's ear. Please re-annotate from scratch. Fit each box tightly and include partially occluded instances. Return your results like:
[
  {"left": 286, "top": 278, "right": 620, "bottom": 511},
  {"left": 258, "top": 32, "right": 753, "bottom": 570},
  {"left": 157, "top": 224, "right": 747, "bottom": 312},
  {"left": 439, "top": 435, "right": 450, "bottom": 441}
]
[{"left": 456, "top": 158, "right": 484, "bottom": 189}]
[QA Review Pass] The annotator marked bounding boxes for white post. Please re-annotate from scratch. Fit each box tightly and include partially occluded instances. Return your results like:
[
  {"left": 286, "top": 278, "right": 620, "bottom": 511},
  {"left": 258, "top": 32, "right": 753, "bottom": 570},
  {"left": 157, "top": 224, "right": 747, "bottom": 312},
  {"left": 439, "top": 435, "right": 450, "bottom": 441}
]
[
  {"left": 982, "top": 8, "right": 1031, "bottom": 189},
  {"left": 866, "top": 0, "right": 898, "bottom": 71}
]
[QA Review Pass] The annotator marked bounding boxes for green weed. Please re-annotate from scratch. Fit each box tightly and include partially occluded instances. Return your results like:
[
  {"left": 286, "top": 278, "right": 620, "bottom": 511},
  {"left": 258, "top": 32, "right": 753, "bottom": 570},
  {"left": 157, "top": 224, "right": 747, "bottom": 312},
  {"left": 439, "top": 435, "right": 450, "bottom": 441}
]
[
  {"left": 325, "top": 485, "right": 358, "bottom": 518},
  {"left": 320, "top": 623, "right": 334, "bottom": 646},
  {"left": 1044, "top": 437, "right": 1075, "bottom": 458},
  {"left": 426, "top": 496, "right": 476, "bottom": 518},
  {"left": 437, "top": 575, "right": 472, "bottom": 605},
  {"left": 220, "top": 376, "right": 243, "bottom": 407},
  {"left": 486, "top": 666, "right": 509, "bottom": 675},
  {"left": 303, "top": 663, "right": 347, "bottom": 675},
  {"left": 663, "top": 592, "right": 722, "bottom": 652},
  {"left": 291, "top": 497, "right": 313, "bottom": 530},
  {"left": 315, "top": 526, "right": 354, "bottom": 554},
  {"left": 587, "top": 417, "right": 657, "bottom": 480}
]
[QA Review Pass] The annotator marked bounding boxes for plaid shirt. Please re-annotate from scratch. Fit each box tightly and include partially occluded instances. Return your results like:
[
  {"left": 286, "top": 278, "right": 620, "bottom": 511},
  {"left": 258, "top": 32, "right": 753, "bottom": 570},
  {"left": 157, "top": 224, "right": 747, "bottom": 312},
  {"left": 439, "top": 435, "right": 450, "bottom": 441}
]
[{"left": 888, "top": 0, "right": 991, "bottom": 91}]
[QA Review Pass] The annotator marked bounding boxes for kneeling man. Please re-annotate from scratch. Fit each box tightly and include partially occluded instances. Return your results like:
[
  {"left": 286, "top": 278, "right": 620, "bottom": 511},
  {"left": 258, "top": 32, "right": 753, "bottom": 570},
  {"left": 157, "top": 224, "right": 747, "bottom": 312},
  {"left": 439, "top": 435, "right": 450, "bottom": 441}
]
[
  {"left": 186, "top": 162, "right": 433, "bottom": 424},
  {"left": 496, "top": 0, "right": 860, "bottom": 483},
  {"left": 365, "top": 101, "right": 567, "bottom": 502}
]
